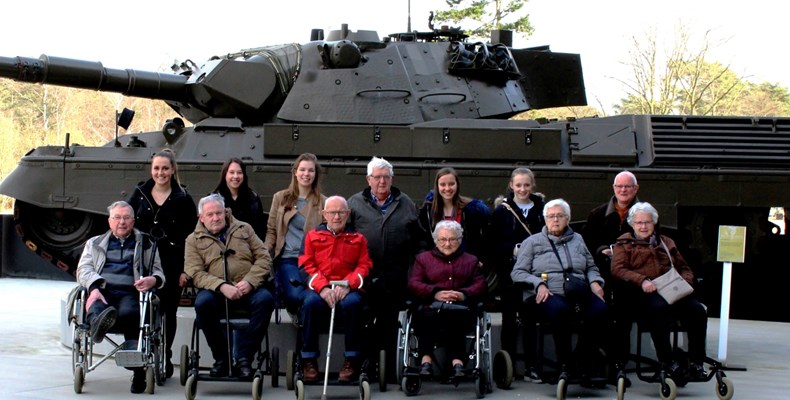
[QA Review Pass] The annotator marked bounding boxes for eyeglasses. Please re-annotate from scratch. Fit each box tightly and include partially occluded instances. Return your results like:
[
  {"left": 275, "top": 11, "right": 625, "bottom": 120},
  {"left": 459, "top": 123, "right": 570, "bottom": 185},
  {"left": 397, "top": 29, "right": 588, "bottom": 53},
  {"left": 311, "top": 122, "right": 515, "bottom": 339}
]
[
  {"left": 324, "top": 210, "right": 349, "bottom": 217},
  {"left": 369, "top": 175, "right": 392, "bottom": 181},
  {"left": 633, "top": 221, "right": 654, "bottom": 226},
  {"left": 436, "top": 237, "right": 461, "bottom": 244},
  {"left": 110, "top": 215, "right": 133, "bottom": 221},
  {"left": 545, "top": 214, "right": 567, "bottom": 220},
  {"left": 613, "top": 184, "right": 636, "bottom": 190}
]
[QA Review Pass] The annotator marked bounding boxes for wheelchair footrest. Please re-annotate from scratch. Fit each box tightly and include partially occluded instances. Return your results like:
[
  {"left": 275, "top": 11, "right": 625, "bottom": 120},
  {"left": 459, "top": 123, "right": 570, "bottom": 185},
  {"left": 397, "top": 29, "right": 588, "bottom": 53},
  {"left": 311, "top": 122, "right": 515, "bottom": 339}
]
[{"left": 115, "top": 340, "right": 145, "bottom": 367}]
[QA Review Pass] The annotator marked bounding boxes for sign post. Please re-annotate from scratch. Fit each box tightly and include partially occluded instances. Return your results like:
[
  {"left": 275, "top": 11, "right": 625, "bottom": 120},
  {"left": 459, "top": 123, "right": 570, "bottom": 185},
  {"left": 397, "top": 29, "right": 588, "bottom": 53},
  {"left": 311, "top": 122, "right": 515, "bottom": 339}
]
[{"left": 716, "top": 225, "right": 747, "bottom": 371}]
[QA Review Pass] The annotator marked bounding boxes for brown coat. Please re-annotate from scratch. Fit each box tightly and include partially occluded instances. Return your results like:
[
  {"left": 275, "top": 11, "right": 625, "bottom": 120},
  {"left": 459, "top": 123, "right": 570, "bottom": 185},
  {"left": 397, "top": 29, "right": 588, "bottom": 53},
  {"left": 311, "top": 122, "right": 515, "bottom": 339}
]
[
  {"left": 611, "top": 233, "right": 694, "bottom": 287},
  {"left": 263, "top": 189, "right": 326, "bottom": 258}
]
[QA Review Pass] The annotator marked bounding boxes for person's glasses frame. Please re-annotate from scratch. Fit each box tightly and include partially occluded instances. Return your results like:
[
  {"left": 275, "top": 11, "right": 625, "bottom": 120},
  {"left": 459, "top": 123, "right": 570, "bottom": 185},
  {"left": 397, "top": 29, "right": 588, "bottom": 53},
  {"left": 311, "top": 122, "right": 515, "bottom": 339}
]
[
  {"left": 324, "top": 210, "right": 350, "bottom": 217},
  {"left": 110, "top": 215, "right": 134, "bottom": 221},
  {"left": 545, "top": 214, "right": 568, "bottom": 220}
]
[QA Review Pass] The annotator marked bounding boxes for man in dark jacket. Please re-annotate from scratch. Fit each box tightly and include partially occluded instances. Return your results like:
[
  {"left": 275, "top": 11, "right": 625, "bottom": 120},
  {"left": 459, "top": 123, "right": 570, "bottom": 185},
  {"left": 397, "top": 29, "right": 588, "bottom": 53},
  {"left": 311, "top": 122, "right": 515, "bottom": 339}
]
[
  {"left": 298, "top": 196, "right": 373, "bottom": 383},
  {"left": 347, "top": 156, "right": 419, "bottom": 382}
]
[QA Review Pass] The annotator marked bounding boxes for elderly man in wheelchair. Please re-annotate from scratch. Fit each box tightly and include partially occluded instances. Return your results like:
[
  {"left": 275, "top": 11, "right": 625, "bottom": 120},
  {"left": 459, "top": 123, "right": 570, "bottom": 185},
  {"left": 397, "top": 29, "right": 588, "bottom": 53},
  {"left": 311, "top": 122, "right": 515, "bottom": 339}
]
[{"left": 73, "top": 200, "right": 166, "bottom": 394}]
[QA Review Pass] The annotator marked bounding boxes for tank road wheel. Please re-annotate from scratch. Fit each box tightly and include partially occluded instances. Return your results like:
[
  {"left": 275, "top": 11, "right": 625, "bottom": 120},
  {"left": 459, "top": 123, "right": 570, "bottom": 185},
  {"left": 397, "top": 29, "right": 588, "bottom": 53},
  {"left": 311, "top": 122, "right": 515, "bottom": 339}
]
[
  {"left": 15, "top": 201, "right": 105, "bottom": 275},
  {"left": 717, "top": 376, "right": 734, "bottom": 400},
  {"left": 556, "top": 377, "right": 568, "bottom": 400},
  {"left": 359, "top": 379, "right": 371, "bottom": 400},
  {"left": 294, "top": 379, "right": 305, "bottom": 400},
  {"left": 252, "top": 375, "right": 264, "bottom": 400},
  {"left": 73, "top": 365, "right": 84, "bottom": 394},
  {"left": 286, "top": 350, "right": 295, "bottom": 390},
  {"left": 616, "top": 376, "right": 626, "bottom": 400},
  {"left": 179, "top": 344, "right": 189, "bottom": 386},
  {"left": 401, "top": 376, "right": 420, "bottom": 396},
  {"left": 271, "top": 346, "right": 280, "bottom": 388},
  {"left": 185, "top": 374, "right": 197, "bottom": 400},
  {"left": 378, "top": 348, "right": 387, "bottom": 392},
  {"left": 145, "top": 366, "right": 155, "bottom": 394},
  {"left": 493, "top": 350, "right": 513, "bottom": 389},
  {"left": 659, "top": 377, "right": 677, "bottom": 400}
]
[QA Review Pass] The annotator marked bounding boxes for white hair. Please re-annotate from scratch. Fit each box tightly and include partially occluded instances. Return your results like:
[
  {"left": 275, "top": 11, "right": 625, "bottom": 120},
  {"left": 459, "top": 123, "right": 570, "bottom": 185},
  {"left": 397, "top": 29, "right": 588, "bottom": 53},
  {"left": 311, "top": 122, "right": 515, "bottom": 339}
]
[{"left": 367, "top": 156, "right": 393, "bottom": 176}]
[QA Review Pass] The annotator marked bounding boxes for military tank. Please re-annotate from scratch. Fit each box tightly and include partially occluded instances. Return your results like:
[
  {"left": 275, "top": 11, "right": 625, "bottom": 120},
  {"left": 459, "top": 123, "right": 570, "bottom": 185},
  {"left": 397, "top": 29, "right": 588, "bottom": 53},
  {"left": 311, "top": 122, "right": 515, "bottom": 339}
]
[{"left": 1, "top": 23, "right": 789, "bottom": 321}]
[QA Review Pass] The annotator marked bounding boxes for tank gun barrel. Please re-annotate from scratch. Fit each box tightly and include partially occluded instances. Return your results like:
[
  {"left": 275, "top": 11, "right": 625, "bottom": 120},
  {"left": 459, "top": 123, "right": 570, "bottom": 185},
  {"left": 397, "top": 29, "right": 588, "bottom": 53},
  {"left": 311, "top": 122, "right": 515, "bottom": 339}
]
[{"left": 0, "top": 55, "right": 189, "bottom": 102}]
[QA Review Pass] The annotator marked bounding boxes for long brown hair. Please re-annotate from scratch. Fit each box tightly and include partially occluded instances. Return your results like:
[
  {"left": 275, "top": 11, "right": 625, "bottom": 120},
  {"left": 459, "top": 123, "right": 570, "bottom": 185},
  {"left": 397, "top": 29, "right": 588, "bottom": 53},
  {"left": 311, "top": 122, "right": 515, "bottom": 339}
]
[
  {"left": 283, "top": 153, "right": 322, "bottom": 208},
  {"left": 214, "top": 157, "right": 252, "bottom": 198},
  {"left": 152, "top": 148, "right": 181, "bottom": 186},
  {"left": 429, "top": 167, "right": 470, "bottom": 228}
]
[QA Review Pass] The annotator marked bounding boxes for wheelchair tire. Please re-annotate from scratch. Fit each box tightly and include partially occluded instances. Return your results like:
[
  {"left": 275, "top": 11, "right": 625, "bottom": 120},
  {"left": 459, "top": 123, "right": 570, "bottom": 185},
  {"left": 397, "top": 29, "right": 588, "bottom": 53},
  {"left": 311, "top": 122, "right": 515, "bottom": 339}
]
[
  {"left": 378, "top": 349, "right": 387, "bottom": 392},
  {"left": 294, "top": 379, "right": 305, "bottom": 400},
  {"left": 717, "top": 376, "right": 734, "bottom": 400},
  {"left": 71, "top": 338, "right": 81, "bottom": 374},
  {"left": 395, "top": 310, "right": 408, "bottom": 382},
  {"left": 616, "top": 376, "right": 626, "bottom": 400},
  {"left": 286, "top": 350, "right": 295, "bottom": 390},
  {"left": 179, "top": 344, "right": 189, "bottom": 386},
  {"left": 252, "top": 375, "right": 263, "bottom": 400},
  {"left": 475, "top": 372, "right": 487, "bottom": 399},
  {"left": 401, "top": 376, "right": 420, "bottom": 396},
  {"left": 73, "top": 365, "right": 84, "bottom": 394},
  {"left": 145, "top": 366, "right": 155, "bottom": 394},
  {"left": 185, "top": 374, "right": 197, "bottom": 400},
  {"left": 659, "top": 377, "right": 678, "bottom": 400},
  {"left": 359, "top": 379, "right": 371, "bottom": 400},
  {"left": 493, "top": 350, "right": 513, "bottom": 389},
  {"left": 556, "top": 377, "right": 567, "bottom": 400},
  {"left": 271, "top": 346, "right": 280, "bottom": 388}
]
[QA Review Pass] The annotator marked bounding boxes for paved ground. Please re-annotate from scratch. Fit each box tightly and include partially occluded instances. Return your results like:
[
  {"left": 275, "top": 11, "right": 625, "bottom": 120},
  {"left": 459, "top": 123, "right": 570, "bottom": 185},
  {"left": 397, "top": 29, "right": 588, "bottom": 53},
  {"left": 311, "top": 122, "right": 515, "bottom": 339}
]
[{"left": 1, "top": 277, "right": 787, "bottom": 399}]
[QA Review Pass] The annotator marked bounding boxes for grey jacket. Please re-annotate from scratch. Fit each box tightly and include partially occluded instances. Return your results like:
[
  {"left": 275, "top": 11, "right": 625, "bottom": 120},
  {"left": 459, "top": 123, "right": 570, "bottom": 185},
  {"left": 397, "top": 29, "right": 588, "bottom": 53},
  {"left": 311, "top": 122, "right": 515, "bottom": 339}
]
[
  {"left": 511, "top": 226, "right": 603, "bottom": 300},
  {"left": 77, "top": 228, "right": 165, "bottom": 291}
]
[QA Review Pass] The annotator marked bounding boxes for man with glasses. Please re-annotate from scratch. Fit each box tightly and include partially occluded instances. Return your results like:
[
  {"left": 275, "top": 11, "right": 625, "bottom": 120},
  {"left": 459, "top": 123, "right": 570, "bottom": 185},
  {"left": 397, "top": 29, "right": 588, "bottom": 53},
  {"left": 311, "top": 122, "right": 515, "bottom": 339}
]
[
  {"left": 581, "top": 170, "right": 640, "bottom": 386},
  {"left": 298, "top": 196, "right": 373, "bottom": 383},
  {"left": 348, "top": 156, "right": 419, "bottom": 382},
  {"left": 76, "top": 201, "right": 165, "bottom": 393}
]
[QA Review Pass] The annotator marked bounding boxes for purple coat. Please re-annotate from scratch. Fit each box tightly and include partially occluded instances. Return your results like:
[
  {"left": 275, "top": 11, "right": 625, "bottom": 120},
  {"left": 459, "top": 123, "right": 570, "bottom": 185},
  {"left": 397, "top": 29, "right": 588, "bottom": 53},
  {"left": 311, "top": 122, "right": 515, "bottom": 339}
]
[{"left": 408, "top": 248, "right": 487, "bottom": 303}]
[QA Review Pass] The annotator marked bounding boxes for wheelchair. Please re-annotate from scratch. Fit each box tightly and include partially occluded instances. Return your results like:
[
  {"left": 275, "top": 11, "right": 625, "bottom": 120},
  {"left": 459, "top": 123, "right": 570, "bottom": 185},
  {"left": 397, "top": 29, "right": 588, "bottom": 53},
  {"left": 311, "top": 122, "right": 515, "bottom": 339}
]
[
  {"left": 395, "top": 302, "right": 513, "bottom": 398},
  {"left": 284, "top": 281, "right": 382, "bottom": 400},
  {"left": 68, "top": 285, "right": 166, "bottom": 394},
  {"left": 624, "top": 319, "right": 734, "bottom": 400},
  {"left": 179, "top": 309, "right": 279, "bottom": 400}
]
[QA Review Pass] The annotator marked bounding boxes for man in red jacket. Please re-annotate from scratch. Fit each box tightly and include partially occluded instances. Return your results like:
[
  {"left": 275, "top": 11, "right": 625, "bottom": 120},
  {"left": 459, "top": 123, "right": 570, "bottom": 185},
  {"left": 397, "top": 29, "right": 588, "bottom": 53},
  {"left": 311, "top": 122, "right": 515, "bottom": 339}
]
[{"left": 298, "top": 195, "right": 373, "bottom": 383}]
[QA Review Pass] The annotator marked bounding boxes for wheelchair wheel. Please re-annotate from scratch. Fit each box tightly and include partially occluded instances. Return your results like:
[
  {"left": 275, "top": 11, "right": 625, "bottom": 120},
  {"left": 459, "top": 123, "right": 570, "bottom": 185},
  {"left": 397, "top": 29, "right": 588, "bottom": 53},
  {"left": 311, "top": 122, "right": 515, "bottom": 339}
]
[
  {"left": 378, "top": 348, "right": 387, "bottom": 392},
  {"left": 145, "top": 366, "right": 155, "bottom": 394},
  {"left": 252, "top": 375, "right": 264, "bottom": 400},
  {"left": 286, "top": 350, "right": 295, "bottom": 391},
  {"left": 402, "top": 376, "right": 420, "bottom": 396},
  {"left": 73, "top": 365, "right": 84, "bottom": 394},
  {"left": 716, "top": 376, "right": 734, "bottom": 400},
  {"left": 556, "top": 377, "right": 568, "bottom": 400},
  {"left": 179, "top": 344, "right": 189, "bottom": 386},
  {"left": 185, "top": 373, "right": 197, "bottom": 400},
  {"left": 71, "top": 338, "right": 81, "bottom": 374},
  {"left": 395, "top": 310, "right": 408, "bottom": 382},
  {"left": 475, "top": 371, "right": 487, "bottom": 399},
  {"left": 359, "top": 379, "right": 371, "bottom": 400},
  {"left": 294, "top": 379, "right": 305, "bottom": 400},
  {"left": 616, "top": 376, "right": 627, "bottom": 400},
  {"left": 271, "top": 346, "right": 280, "bottom": 388},
  {"left": 492, "top": 350, "right": 513, "bottom": 389},
  {"left": 659, "top": 377, "right": 678, "bottom": 400},
  {"left": 153, "top": 335, "right": 166, "bottom": 386}
]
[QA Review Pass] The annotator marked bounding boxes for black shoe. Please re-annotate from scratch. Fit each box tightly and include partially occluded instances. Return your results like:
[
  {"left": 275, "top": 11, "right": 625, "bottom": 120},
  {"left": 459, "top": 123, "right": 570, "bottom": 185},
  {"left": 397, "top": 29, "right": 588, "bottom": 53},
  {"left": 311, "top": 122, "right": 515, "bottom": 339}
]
[
  {"left": 525, "top": 366, "right": 542, "bottom": 383},
  {"left": 89, "top": 306, "right": 117, "bottom": 343},
  {"left": 237, "top": 358, "right": 253, "bottom": 379},
  {"left": 165, "top": 360, "right": 174, "bottom": 379},
  {"left": 209, "top": 360, "right": 229, "bottom": 377},
  {"left": 663, "top": 361, "right": 683, "bottom": 380},
  {"left": 453, "top": 363, "right": 465, "bottom": 378},
  {"left": 419, "top": 362, "right": 432, "bottom": 377},
  {"left": 130, "top": 369, "right": 146, "bottom": 394},
  {"left": 688, "top": 363, "right": 707, "bottom": 380}
]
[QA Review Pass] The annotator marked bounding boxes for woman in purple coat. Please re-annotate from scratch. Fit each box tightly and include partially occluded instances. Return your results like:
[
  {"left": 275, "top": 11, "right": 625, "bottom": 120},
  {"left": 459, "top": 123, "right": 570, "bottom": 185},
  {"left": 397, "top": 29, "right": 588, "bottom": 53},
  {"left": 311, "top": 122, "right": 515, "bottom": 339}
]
[{"left": 408, "top": 220, "right": 487, "bottom": 378}]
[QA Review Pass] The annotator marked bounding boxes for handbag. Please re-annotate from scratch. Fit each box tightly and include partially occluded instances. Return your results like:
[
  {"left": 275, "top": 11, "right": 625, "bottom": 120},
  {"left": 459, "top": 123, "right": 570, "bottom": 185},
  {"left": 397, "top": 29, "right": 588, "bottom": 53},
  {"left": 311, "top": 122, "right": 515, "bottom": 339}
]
[
  {"left": 429, "top": 300, "right": 472, "bottom": 312},
  {"left": 653, "top": 240, "right": 694, "bottom": 304},
  {"left": 502, "top": 202, "right": 532, "bottom": 258}
]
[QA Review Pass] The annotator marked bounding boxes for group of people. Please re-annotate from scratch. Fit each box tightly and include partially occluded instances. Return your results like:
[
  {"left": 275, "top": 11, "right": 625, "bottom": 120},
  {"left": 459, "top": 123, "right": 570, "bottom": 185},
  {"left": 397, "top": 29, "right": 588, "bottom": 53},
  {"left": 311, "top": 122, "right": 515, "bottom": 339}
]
[{"left": 76, "top": 151, "right": 709, "bottom": 393}]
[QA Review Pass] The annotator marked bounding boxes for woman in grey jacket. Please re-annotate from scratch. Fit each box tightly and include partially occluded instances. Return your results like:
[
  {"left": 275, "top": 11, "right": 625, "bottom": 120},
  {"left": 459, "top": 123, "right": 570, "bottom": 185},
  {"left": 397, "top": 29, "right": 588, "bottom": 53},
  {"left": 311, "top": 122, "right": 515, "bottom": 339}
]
[{"left": 511, "top": 198, "right": 609, "bottom": 382}]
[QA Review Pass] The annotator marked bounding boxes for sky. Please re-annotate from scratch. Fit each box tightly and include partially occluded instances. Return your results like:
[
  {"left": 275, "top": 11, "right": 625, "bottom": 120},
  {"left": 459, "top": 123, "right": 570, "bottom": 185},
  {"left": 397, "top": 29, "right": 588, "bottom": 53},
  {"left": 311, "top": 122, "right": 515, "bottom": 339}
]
[{"left": 2, "top": 0, "right": 788, "bottom": 115}]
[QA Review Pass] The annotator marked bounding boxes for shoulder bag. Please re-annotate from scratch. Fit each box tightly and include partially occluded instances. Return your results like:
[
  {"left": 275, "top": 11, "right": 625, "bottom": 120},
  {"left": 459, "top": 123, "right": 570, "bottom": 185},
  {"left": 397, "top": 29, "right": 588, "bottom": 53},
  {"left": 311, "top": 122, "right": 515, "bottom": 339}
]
[
  {"left": 502, "top": 202, "right": 532, "bottom": 257},
  {"left": 652, "top": 239, "right": 694, "bottom": 304},
  {"left": 548, "top": 238, "right": 588, "bottom": 303}
]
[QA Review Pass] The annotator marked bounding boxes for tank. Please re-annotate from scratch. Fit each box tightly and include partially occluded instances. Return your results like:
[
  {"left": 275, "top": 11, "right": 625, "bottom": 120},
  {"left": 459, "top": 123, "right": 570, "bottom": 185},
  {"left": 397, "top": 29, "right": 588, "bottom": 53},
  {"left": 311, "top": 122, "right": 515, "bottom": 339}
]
[{"left": 1, "top": 24, "right": 789, "bottom": 321}]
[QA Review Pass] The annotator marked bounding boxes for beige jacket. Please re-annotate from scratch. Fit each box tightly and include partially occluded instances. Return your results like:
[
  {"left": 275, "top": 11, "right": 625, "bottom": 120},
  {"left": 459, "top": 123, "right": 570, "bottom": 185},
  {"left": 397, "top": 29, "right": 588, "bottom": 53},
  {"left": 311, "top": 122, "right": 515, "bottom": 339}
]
[{"left": 263, "top": 189, "right": 326, "bottom": 258}]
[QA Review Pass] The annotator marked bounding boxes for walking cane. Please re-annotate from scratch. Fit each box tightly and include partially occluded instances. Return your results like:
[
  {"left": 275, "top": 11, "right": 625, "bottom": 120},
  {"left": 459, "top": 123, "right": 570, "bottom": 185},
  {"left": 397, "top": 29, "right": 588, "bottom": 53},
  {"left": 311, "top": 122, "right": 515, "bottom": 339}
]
[
  {"left": 221, "top": 248, "right": 236, "bottom": 377},
  {"left": 321, "top": 280, "right": 349, "bottom": 400}
]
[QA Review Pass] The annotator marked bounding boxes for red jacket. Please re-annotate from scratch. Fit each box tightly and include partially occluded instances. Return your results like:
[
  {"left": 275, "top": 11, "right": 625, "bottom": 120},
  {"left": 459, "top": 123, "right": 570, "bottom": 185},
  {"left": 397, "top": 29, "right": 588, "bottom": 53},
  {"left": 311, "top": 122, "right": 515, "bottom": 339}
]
[
  {"left": 299, "top": 225, "right": 373, "bottom": 292},
  {"left": 408, "top": 248, "right": 486, "bottom": 303}
]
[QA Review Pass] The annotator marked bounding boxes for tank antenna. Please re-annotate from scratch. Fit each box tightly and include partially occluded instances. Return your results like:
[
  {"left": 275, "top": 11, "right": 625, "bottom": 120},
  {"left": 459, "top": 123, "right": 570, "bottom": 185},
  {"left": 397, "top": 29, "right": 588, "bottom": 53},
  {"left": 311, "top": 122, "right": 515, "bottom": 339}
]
[{"left": 407, "top": 0, "right": 412, "bottom": 32}]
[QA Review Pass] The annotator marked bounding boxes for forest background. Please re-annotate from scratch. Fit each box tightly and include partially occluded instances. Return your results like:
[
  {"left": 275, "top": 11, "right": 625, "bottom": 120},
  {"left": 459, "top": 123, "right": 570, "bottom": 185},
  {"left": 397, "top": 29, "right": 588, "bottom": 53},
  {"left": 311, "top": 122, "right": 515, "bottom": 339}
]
[{"left": 2, "top": 0, "right": 789, "bottom": 212}]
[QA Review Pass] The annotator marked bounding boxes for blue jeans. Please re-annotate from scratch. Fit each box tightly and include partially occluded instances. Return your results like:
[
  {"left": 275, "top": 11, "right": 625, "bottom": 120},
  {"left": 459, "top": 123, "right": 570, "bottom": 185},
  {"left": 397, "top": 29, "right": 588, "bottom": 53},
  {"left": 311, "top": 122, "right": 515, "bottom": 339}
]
[
  {"left": 194, "top": 287, "right": 275, "bottom": 362},
  {"left": 300, "top": 290, "right": 365, "bottom": 359},
  {"left": 276, "top": 257, "right": 307, "bottom": 311}
]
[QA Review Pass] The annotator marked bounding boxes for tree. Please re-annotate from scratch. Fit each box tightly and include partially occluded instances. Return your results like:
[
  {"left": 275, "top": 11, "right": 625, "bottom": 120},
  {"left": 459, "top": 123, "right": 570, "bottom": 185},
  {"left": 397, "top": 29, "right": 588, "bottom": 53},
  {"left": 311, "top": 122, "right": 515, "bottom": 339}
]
[{"left": 434, "top": 0, "right": 534, "bottom": 41}]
